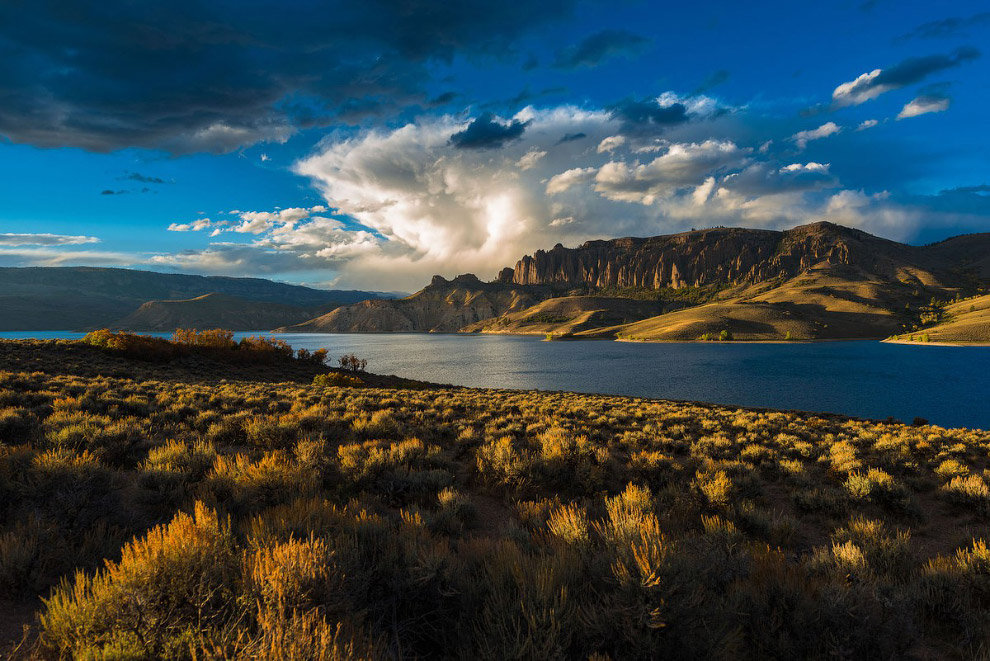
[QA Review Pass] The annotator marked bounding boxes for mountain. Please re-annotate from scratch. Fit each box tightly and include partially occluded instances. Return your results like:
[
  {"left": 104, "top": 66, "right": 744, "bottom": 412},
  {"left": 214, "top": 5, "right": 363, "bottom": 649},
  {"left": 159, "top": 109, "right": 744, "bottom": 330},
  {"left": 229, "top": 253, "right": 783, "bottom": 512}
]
[
  {"left": 0, "top": 267, "right": 387, "bottom": 330},
  {"left": 277, "top": 274, "right": 551, "bottom": 332},
  {"left": 110, "top": 293, "right": 334, "bottom": 331},
  {"left": 283, "top": 221, "right": 990, "bottom": 341}
]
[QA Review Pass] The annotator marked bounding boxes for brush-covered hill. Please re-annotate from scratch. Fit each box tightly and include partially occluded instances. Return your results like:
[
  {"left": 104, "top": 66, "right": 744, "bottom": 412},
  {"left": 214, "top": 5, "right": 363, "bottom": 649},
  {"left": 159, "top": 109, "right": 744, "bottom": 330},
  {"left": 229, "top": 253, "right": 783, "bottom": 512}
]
[
  {"left": 0, "top": 267, "right": 387, "bottom": 330},
  {"left": 278, "top": 274, "right": 551, "bottom": 333},
  {"left": 461, "top": 296, "right": 675, "bottom": 336},
  {"left": 893, "top": 294, "right": 990, "bottom": 344},
  {"left": 110, "top": 293, "right": 333, "bottom": 331}
]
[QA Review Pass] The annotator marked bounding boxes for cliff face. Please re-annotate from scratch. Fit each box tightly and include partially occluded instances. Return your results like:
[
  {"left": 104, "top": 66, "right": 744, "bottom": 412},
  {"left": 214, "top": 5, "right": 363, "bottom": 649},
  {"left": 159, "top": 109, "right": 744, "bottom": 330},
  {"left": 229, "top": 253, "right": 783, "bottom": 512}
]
[
  {"left": 279, "top": 274, "right": 551, "bottom": 333},
  {"left": 498, "top": 222, "right": 926, "bottom": 290}
]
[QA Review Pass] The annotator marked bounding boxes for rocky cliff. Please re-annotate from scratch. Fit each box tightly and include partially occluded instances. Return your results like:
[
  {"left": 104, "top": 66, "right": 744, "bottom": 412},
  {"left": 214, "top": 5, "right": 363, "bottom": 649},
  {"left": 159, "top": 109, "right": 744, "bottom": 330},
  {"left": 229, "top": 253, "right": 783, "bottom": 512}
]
[{"left": 497, "top": 222, "right": 942, "bottom": 290}]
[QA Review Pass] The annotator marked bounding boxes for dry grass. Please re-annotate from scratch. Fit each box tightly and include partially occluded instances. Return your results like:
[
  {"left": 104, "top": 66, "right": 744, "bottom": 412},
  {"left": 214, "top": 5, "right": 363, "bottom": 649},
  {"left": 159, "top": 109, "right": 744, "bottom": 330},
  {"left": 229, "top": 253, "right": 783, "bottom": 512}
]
[{"left": 1, "top": 338, "right": 990, "bottom": 658}]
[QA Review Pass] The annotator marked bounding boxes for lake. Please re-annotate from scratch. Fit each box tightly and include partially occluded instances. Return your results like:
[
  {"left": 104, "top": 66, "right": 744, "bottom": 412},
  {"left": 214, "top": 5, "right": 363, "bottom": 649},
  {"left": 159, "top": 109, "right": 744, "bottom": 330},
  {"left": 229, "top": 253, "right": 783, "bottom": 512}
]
[{"left": 3, "top": 331, "right": 989, "bottom": 429}]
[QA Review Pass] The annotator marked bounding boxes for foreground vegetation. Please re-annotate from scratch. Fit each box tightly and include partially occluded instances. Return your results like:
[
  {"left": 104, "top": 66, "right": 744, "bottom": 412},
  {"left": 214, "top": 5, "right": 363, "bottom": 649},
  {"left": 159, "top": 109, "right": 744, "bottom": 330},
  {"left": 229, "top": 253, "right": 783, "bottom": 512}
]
[{"left": 2, "top": 337, "right": 990, "bottom": 658}]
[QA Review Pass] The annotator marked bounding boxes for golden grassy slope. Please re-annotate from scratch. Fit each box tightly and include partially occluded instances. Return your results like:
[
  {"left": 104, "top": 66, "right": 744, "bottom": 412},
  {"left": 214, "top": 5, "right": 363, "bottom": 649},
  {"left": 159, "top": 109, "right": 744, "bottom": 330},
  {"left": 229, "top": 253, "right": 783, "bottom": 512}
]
[
  {"left": 585, "top": 262, "right": 946, "bottom": 341},
  {"left": 3, "top": 339, "right": 990, "bottom": 658},
  {"left": 906, "top": 294, "right": 990, "bottom": 343},
  {"left": 461, "top": 295, "right": 668, "bottom": 336}
]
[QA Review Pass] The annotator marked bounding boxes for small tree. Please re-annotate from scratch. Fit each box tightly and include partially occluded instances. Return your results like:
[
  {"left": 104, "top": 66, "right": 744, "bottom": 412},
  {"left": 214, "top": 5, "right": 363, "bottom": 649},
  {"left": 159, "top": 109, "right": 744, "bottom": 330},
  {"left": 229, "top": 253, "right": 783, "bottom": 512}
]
[
  {"left": 719, "top": 329, "right": 732, "bottom": 342},
  {"left": 338, "top": 354, "right": 367, "bottom": 372}
]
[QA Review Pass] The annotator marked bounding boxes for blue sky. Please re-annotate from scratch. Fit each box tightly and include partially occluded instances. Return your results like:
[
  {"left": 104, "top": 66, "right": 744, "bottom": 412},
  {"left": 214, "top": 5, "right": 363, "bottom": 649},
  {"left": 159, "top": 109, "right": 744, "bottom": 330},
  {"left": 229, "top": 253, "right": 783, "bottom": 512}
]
[{"left": 1, "top": 1, "right": 988, "bottom": 290}]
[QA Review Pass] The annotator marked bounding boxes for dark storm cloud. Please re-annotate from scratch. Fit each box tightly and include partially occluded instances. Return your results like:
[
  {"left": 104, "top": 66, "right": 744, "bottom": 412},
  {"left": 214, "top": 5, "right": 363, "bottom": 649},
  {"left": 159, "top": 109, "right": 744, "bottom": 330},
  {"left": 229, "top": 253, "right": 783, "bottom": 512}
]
[
  {"left": 0, "top": 0, "right": 580, "bottom": 154},
  {"left": 554, "top": 29, "right": 651, "bottom": 69},
  {"left": 898, "top": 12, "right": 990, "bottom": 41},
  {"left": 607, "top": 98, "right": 690, "bottom": 132},
  {"left": 449, "top": 113, "right": 528, "bottom": 149},
  {"left": 872, "top": 47, "right": 980, "bottom": 88},
  {"left": 124, "top": 172, "right": 166, "bottom": 184}
]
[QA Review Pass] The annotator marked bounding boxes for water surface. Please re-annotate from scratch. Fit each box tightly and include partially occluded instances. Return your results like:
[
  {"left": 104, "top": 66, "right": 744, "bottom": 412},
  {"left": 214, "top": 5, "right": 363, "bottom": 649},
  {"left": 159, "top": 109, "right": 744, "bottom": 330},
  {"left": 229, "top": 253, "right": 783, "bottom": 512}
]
[{"left": 3, "top": 332, "right": 989, "bottom": 429}]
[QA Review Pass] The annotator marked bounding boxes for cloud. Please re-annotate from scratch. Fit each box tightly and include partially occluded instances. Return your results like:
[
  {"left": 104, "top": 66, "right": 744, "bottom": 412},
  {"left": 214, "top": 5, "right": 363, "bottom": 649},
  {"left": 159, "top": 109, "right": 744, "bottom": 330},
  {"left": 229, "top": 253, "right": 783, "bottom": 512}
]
[
  {"left": 0, "top": 247, "right": 135, "bottom": 267},
  {"left": 0, "top": 1, "right": 581, "bottom": 153},
  {"left": 856, "top": 119, "right": 879, "bottom": 131},
  {"left": 124, "top": 172, "right": 166, "bottom": 184},
  {"left": 791, "top": 122, "right": 841, "bottom": 148},
  {"left": 594, "top": 140, "right": 749, "bottom": 204},
  {"left": 168, "top": 219, "right": 213, "bottom": 232},
  {"left": 0, "top": 233, "right": 100, "bottom": 247},
  {"left": 517, "top": 149, "right": 547, "bottom": 170},
  {"left": 546, "top": 167, "right": 597, "bottom": 195},
  {"left": 554, "top": 29, "right": 651, "bottom": 69},
  {"left": 693, "top": 70, "right": 730, "bottom": 95},
  {"left": 898, "top": 12, "right": 990, "bottom": 40},
  {"left": 557, "top": 132, "right": 587, "bottom": 144},
  {"left": 449, "top": 113, "right": 528, "bottom": 149},
  {"left": 100, "top": 189, "right": 127, "bottom": 195},
  {"left": 831, "top": 48, "right": 979, "bottom": 108},
  {"left": 897, "top": 94, "right": 951, "bottom": 119},
  {"left": 608, "top": 98, "right": 689, "bottom": 131},
  {"left": 597, "top": 135, "right": 626, "bottom": 153}
]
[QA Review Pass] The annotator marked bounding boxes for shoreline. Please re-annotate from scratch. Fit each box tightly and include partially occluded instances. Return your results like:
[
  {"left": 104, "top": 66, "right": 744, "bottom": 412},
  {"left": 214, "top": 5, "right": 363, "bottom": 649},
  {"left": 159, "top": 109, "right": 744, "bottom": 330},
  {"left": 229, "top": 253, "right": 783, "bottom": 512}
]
[{"left": 882, "top": 338, "right": 990, "bottom": 347}]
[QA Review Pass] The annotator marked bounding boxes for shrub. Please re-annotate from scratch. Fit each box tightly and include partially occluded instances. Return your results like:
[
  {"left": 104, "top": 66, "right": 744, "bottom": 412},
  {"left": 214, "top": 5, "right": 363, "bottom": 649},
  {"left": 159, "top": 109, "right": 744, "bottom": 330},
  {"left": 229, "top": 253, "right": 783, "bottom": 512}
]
[
  {"left": 39, "top": 503, "right": 239, "bottom": 659},
  {"left": 313, "top": 372, "right": 364, "bottom": 388},
  {"left": 171, "top": 328, "right": 235, "bottom": 349},
  {"left": 338, "top": 354, "right": 368, "bottom": 372}
]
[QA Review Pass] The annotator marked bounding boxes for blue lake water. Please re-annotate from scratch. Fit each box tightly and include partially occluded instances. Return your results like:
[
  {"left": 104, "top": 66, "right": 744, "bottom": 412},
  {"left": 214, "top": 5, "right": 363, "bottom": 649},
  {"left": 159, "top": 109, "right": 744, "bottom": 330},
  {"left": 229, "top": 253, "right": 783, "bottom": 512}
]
[{"left": 3, "top": 331, "right": 989, "bottom": 430}]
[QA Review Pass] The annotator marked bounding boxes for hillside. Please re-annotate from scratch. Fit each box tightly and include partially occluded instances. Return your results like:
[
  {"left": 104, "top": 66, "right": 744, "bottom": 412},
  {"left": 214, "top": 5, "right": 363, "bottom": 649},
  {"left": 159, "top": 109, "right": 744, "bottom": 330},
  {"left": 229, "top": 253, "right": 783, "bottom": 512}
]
[
  {"left": 3, "top": 339, "right": 990, "bottom": 658},
  {"left": 278, "top": 274, "right": 552, "bottom": 333},
  {"left": 0, "top": 267, "right": 386, "bottom": 330},
  {"left": 110, "top": 293, "right": 332, "bottom": 331},
  {"left": 894, "top": 294, "right": 990, "bottom": 344},
  {"left": 462, "top": 295, "right": 673, "bottom": 336}
]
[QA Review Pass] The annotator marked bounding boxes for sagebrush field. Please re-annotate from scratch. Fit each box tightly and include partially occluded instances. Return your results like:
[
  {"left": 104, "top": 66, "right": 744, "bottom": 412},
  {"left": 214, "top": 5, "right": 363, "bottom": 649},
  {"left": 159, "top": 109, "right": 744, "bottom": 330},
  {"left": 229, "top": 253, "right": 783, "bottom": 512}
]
[{"left": 2, "top": 336, "right": 990, "bottom": 659}]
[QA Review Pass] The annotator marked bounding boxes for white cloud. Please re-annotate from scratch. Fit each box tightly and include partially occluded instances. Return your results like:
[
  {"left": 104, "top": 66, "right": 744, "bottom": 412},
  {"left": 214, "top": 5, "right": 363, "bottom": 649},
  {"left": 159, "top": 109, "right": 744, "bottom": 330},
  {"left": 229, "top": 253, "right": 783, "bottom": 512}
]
[
  {"left": 597, "top": 135, "right": 625, "bottom": 153},
  {"left": 897, "top": 95, "right": 950, "bottom": 119},
  {"left": 517, "top": 149, "right": 547, "bottom": 170},
  {"left": 832, "top": 69, "right": 893, "bottom": 107},
  {"left": 791, "top": 122, "right": 841, "bottom": 149},
  {"left": 0, "top": 247, "right": 135, "bottom": 267},
  {"left": 546, "top": 167, "right": 596, "bottom": 195},
  {"left": 780, "top": 162, "right": 829, "bottom": 173},
  {"left": 856, "top": 119, "right": 879, "bottom": 131},
  {"left": 0, "top": 233, "right": 100, "bottom": 246},
  {"left": 167, "top": 218, "right": 212, "bottom": 232},
  {"left": 594, "top": 140, "right": 749, "bottom": 204}
]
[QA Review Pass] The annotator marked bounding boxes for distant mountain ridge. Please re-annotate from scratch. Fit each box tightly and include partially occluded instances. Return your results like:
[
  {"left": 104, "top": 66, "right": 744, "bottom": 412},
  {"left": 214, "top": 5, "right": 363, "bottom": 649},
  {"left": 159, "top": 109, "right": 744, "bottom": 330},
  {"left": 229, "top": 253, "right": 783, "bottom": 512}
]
[{"left": 0, "top": 267, "right": 389, "bottom": 330}]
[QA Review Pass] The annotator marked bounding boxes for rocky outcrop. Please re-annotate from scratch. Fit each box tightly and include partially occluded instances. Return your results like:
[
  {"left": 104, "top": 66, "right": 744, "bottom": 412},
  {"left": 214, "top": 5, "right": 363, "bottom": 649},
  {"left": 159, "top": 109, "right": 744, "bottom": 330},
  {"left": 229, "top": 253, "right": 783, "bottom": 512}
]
[
  {"left": 498, "top": 222, "right": 932, "bottom": 290},
  {"left": 279, "top": 274, "right": 552, "bottom": 333}
]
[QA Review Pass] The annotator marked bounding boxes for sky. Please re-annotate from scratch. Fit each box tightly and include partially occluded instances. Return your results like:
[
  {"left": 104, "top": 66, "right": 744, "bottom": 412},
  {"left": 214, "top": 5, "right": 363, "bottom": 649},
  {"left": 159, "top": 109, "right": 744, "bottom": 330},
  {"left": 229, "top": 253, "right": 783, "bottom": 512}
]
[{"left": 0, "top": 1, "right": 988, "bottom": 291}]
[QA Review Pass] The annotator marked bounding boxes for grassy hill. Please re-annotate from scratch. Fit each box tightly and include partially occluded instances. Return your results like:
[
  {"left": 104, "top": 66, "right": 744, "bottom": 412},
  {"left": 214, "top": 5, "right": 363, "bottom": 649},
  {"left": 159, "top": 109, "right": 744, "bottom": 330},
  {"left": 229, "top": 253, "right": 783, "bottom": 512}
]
[
  {"left": 111, "top": 293, "right": 332, "bottom": 331},
  {"left": 890, "top": 294, "right": 990, "bottom": 344},
  {"left": 462, "top": 295, "right": 672, "bottom": 336},
  {"left": 3, "top": 339, "right": 990, "bottom": 657}
]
